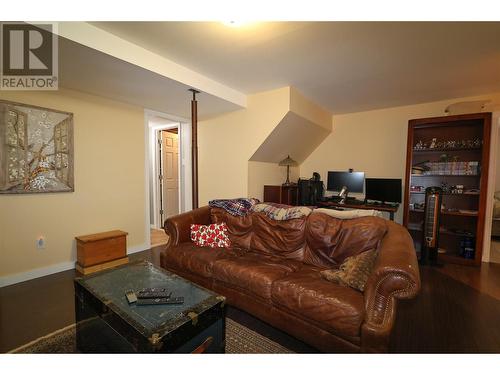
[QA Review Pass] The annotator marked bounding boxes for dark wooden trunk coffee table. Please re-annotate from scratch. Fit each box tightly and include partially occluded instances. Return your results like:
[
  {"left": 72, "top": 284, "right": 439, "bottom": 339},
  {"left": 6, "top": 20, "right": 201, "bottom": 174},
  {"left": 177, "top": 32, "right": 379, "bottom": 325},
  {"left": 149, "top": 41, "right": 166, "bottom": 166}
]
[{"left": 74, "top": 260, "right": 226, "bottom": 353}]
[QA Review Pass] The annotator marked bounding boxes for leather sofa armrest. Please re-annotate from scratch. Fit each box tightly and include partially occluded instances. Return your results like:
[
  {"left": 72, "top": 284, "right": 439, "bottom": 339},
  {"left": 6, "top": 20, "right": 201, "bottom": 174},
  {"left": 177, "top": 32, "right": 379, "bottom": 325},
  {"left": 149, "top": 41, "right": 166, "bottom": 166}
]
[
  {"left": 163, "top": 206, "right": 211, "bottom": 248},
  {"left": 361, "top": 221, "right": 421, "bottom": 353}
]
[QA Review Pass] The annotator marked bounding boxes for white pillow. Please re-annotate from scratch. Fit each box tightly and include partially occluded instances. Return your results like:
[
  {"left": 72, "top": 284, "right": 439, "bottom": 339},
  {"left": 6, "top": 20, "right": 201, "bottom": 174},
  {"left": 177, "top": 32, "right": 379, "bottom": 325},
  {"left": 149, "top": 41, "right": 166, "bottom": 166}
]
[{"left": 314, "top": 207, "right": 384, "bottom": 219}]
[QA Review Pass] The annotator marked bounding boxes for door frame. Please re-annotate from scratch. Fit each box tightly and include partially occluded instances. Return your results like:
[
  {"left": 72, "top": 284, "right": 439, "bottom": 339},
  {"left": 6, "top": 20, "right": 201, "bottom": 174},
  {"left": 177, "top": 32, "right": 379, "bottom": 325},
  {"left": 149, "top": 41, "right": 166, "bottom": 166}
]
[
  {"left": 144, "top": 110, "right": 192, "bottom": 246},
  {"left": 482, "top": 112, "right": 499, "bottom": 262}
]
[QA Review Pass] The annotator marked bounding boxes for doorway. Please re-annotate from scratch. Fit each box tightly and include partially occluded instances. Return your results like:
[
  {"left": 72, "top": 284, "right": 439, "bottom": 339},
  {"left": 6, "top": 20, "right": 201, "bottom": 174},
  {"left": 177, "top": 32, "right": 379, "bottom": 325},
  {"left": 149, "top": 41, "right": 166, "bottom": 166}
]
[{"left": 146, "top": 112, "right": 192, "bottom": 248}]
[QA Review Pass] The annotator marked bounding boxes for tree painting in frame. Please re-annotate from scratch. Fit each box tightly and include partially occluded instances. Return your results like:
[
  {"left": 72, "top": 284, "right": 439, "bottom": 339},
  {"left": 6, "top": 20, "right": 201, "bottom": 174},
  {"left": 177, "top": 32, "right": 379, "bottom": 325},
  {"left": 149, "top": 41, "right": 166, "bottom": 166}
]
[{"left": 0, "top": 100, "right": 74, "bottom": 194}]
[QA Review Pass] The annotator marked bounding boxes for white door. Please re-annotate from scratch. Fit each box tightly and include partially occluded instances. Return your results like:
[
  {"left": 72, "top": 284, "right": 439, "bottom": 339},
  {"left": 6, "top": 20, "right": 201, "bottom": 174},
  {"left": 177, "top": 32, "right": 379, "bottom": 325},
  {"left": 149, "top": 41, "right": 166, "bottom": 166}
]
[{"left": 162, "top": 130, "right": 180, "bottom": 219}]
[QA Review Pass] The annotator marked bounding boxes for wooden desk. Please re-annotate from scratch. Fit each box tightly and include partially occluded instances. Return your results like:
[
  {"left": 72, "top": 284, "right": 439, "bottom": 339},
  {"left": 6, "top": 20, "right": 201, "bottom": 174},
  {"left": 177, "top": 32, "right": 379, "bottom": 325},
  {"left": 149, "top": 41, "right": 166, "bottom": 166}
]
[{"left": 317, "top": 201, "right": 399, "bottom": 221}]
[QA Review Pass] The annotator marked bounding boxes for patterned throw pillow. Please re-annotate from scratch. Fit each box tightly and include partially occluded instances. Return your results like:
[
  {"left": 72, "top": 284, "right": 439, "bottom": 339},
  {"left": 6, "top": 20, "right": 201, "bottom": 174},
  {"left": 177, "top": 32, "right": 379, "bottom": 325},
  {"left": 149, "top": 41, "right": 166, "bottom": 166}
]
[
  {"left": 190, "top": 223, "right": 231, "bottom": 248},
  {"left": 320, "top": 249, "right": 379, "bottom": 292}
]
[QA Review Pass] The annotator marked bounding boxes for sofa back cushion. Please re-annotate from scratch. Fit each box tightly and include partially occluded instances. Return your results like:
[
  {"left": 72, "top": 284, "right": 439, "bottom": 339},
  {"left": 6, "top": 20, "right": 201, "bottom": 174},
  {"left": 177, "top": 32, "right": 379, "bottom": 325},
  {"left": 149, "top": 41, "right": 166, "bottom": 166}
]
[
  {"left": 303, "top": 212, "right": 388, "bottom": 268},
  {"left": 210, "top": 208, "right": 253, "bottom": 250},
  {"left": 249, "top": 212, "right": 306, "bottom": 259}
]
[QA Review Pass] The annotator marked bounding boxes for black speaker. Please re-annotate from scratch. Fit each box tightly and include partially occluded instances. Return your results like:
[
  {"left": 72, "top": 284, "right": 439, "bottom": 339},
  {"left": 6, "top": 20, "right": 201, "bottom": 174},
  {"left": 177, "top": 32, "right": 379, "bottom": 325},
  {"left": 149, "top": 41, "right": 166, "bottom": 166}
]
[
  {"left": 421, "top": 186, "right": 443, "bottom": 265},
  {"left": 298, "top": 179, "right": 323, "bottom": 206}
]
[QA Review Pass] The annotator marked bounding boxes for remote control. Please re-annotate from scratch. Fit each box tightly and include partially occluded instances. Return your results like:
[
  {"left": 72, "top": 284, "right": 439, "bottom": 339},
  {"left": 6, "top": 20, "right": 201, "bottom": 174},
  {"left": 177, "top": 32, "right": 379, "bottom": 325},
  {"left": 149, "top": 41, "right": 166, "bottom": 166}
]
[
  {"left": 137, "top": 289, "right": 171, "bottom": 299},
  {"left": 136, "top": 296, "right": 184, "bottom": 306},
  {"left": 165, "top": 296, "right": 184, "bottom": 304},
  {"left": 137, "top": 288, "right": 167, "bottom": 293},
  {"left": 125, "top": 290, "right": 137, "bottom": 304}
]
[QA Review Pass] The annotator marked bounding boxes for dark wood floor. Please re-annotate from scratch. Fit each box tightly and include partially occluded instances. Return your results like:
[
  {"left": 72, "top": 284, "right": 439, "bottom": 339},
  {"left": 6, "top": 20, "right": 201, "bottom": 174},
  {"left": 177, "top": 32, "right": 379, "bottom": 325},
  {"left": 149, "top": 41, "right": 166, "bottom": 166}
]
[
  {"left": 390, "top": 264, "right": 500, "bottom": 353},
  {"left": 1, "top": 247, "right": 500, "bottom": 353}
]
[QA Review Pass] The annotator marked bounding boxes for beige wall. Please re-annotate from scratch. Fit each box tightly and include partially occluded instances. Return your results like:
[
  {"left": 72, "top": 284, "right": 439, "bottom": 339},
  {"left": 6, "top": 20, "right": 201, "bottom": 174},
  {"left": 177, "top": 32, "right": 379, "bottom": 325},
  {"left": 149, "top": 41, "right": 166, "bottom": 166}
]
[
  {"left": 0, "top": 89, "right": 146, "bottom": 280},
  {"left": 198, "top": 87, "right": 290, "bottom": 205},
  {"left": 289, "top": 87, "right": 332, "bottom": 132},
  {"left": 199, "top": 86, "right": 333, "bottom": 206},
  {"left": 300, "top": 92, "right": 500, "bottom": 224}
]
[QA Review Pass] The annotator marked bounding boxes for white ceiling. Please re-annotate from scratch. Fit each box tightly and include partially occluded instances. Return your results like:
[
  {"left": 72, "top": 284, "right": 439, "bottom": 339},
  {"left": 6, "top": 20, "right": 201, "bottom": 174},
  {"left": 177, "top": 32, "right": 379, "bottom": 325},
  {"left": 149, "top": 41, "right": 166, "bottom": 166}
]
[
  {"left": 91, "top": 21, "right": 500, "bottom": 114},
  {"left": 58, "top": 37, "right": 242, "bottom": 120}
]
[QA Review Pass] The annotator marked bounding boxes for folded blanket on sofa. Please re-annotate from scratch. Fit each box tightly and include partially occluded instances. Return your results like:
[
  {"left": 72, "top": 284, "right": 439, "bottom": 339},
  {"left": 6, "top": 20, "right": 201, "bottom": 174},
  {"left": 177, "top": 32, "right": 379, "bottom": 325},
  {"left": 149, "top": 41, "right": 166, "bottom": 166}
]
[
  {"left": 251, "top": 202, "right": 312, "bottom": 220},
  {"left": 314, "top": 207, "right": 384, "bottom": 219},
  {"left": 209, "top": 198, "right": 260, "bottom": 216}
]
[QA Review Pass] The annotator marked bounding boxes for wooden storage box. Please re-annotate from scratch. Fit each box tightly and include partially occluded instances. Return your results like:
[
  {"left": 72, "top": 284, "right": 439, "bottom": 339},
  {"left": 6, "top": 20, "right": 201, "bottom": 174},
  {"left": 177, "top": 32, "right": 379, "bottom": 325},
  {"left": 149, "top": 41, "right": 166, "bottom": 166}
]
[{"left": 76, "top": 230, "right": 128, "bottom": 274}]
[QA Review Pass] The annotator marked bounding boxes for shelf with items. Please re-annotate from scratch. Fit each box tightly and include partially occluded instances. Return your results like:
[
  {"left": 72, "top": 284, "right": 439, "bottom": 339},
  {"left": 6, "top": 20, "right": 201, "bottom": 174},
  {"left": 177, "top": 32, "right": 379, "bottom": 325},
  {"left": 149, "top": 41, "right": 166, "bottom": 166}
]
[
  {"left": 409, "top": 209, "right": 478, "bottom": 217},
  {"left": 407, "top": 224, "right": 475, "bottom": 238},
  {"left": 412, "top": 160, "right": 480, "bottom": 176},
  {"left": 412, "top": 147, "right": 482, "bottom": 154},
  {"left": 413, "top": 136, "right": 483, "bottom": 152},
  {"left": 409, "top": 191, "right": 479, "bottom": 196},
  {"left": 409, "top": 232, "right": 477, "bottom": 265},
  {"left": 411, "top": 174, "right": 479, "bottom": 177},
  {"left": 403, "top": 112, "right": 491, "bottom": 266}
]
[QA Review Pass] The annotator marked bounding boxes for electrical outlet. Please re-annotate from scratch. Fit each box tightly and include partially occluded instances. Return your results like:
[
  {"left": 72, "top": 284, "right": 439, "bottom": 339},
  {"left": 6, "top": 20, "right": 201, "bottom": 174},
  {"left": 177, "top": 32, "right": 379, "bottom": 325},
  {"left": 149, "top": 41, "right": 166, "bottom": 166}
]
[{"left": 37, "top": 236, "right": 45, "bottom": 249}]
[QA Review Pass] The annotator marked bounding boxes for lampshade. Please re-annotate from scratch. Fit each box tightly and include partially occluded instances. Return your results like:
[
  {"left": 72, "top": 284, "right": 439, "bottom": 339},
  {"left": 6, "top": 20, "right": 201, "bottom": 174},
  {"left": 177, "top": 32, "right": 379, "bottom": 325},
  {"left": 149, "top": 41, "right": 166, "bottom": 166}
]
[{"left": 278, "top": 155, "right": 297, "bottom": 167}]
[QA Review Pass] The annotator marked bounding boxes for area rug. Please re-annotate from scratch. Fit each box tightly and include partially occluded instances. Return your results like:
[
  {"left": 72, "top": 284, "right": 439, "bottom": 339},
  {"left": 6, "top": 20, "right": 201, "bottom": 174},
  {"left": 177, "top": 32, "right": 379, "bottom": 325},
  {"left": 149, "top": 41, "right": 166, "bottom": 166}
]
[{"left": 9, "top": 318, "right": 293, "bottom": 354}]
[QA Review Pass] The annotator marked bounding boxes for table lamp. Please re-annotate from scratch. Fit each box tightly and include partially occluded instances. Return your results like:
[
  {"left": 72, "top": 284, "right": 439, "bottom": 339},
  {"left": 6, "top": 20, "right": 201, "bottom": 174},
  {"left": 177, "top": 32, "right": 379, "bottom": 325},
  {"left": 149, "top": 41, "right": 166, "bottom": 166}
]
[{"left": 278, "top": 155, "right": 297, "bottom": 186}]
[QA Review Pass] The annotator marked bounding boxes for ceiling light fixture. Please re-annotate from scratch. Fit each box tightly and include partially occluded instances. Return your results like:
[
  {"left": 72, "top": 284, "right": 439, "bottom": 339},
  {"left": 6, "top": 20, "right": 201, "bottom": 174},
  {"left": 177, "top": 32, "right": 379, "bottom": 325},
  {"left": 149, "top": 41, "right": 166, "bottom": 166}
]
[{"left": 222, "top": 20, "right": 252, "bottom": 28}]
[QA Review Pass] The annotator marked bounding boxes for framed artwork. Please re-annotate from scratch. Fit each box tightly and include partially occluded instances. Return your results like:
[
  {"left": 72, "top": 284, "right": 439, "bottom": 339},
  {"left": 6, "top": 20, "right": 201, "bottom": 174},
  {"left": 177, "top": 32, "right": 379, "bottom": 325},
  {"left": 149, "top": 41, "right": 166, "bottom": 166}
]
[{"left": 0, "top": 100, "right": 74, "bottom": 194}]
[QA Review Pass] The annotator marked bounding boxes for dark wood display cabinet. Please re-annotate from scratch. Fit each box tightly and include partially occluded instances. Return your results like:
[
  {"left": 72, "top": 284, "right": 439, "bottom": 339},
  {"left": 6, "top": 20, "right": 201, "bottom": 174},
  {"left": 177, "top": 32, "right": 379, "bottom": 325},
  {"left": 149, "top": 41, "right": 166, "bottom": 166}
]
[
  {"left": 403, "top": 113, "right": 492, "bottom": 266},
  {"left": 263, "top": 185, "right": 298, "bottom": 206}
]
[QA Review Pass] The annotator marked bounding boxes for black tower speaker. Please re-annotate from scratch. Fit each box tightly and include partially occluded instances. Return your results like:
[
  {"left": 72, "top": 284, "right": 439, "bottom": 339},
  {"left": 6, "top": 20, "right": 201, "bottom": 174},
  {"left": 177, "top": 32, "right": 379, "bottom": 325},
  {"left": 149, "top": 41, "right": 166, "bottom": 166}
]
[
  {"left": 298, "top": 179, "right": 323, "bottom": 206},
  {"left": 421, "top": 186, "right": 443, "bottom": 265}
]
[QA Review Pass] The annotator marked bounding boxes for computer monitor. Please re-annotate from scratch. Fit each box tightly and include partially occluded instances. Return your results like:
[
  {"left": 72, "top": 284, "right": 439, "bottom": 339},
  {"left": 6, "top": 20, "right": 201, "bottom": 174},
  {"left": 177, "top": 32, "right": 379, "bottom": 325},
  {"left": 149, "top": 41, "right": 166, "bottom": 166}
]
[
  {"left": 365, "top": 178, "right": 402, "bottom": 203},
  {"left": 327, "top": 171, "right": 365, "bottom": 193}
]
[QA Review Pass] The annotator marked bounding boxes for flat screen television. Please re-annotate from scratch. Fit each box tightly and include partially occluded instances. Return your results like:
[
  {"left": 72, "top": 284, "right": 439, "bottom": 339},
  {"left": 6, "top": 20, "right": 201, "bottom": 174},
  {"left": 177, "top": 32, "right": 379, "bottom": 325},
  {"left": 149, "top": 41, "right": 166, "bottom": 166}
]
[
  {"left": 365, "top": 178, "right": 402, "bottom": 203},
  {"left": 327, "top": 171, "right": 365, "bottom": 193}
]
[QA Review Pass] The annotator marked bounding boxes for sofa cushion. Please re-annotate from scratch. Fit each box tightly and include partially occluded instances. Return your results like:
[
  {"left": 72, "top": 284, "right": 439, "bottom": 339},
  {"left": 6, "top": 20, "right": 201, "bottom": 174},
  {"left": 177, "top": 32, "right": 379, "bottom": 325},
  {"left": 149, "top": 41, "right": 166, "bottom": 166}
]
[
  {"left": 212, "top": 252, "right": 302, "bottom": 300},
  {"left": 249, "top": 212, "right": 306, "bottom": 259},
  {"left": 210, "top": 208, "right": 253, "bottom": 250},
  {"left": 162, "top": 242, "right": 244, "bottom": 278},
  {"left": 303, "top": 212, "right": 388, "bottom": 268},
  {"left": 320, "top": 248, "right": 379, "bottom": 292},
  {"left": 271, "top": 268, "right": 365, "bottom": 338}
]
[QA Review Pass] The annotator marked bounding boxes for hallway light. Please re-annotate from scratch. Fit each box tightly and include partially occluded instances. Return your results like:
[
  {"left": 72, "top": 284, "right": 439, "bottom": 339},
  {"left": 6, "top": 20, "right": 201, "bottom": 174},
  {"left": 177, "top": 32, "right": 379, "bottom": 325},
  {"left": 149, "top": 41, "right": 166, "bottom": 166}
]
[{"left": 221, "top": 20, "right": 252, "bottom": 28}]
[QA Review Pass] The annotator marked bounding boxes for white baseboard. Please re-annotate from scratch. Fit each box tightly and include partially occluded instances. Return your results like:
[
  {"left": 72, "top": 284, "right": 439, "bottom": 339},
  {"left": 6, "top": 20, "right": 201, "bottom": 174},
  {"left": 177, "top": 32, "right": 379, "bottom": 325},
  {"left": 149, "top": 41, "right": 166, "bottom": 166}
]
[
  {"left": 0, "top": 260, "right": 75, "bottom": 288},
  {"left": 127, "top": 243, "right": 149, "bottom": 255},
  {"left": 0, "top": 243, "right": 151, "bottom": 288}
]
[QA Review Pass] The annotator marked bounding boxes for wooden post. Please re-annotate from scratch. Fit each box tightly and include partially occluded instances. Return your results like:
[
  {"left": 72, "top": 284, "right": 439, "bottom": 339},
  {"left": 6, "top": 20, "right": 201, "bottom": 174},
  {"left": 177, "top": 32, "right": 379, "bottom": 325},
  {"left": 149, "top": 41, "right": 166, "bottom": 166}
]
[{"left": 189, "top": 89, "right": 200, "bottom": 209}]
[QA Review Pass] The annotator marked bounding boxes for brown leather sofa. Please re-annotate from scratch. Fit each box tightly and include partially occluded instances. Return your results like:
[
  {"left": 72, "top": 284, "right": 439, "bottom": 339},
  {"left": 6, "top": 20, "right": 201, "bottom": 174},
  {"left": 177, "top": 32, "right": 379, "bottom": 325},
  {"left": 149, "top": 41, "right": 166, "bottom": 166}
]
[{"left": 160, "top": 206, "right": 420, "bottom": 353}]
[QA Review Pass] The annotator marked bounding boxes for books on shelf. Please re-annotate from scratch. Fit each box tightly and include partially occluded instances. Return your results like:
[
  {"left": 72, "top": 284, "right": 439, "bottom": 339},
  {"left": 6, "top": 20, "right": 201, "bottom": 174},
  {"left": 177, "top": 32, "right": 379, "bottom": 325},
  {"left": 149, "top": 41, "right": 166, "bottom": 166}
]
[{"left": 414, "top": 161, "right": 479, "bottom": 176}]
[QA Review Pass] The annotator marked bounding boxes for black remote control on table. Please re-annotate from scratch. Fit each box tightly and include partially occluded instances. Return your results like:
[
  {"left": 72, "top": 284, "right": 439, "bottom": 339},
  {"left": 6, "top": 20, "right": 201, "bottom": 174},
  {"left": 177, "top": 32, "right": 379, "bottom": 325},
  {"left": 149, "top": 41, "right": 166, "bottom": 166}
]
[
  {"left": 137, "top": 288, "right": 171, "bottom": 299},
  {"left": 136, "top": 296, "right": 184, "bottom": 306}
]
